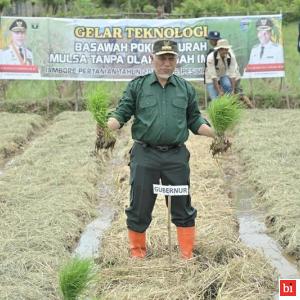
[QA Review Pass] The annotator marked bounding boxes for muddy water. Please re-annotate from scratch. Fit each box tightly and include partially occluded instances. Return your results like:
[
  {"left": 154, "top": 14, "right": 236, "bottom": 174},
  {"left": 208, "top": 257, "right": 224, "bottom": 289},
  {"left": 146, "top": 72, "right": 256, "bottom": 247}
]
[
  {"left": 73, "top": 204, "right": 115, "bottom": 259},
  {"left": 237, "top": 185, "right": 300, "bottom": 278},
  {"left": 73, "top": 161, "right": 119, "bottom": 259},
  {"left": 73, "top": 133, "right": 130, "bottom": 259},
  {"left": 231, "top": 179, "right": 300, "bottom": 279}
]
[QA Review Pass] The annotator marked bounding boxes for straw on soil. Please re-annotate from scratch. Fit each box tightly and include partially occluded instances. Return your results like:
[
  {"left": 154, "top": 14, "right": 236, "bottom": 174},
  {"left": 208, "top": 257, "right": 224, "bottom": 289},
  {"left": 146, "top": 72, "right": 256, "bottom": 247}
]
[
  {"left": 93, "top": 125, "right": 276, "bottom": 299},
  {"left": 233, "top": 109, "right": 300, "bottom": 265},
  {"left": 0, "top": 111, "right": 101, "bottom": 299},
  {"left": 0, "top": 112, "right": 45, "bottom": 163}
]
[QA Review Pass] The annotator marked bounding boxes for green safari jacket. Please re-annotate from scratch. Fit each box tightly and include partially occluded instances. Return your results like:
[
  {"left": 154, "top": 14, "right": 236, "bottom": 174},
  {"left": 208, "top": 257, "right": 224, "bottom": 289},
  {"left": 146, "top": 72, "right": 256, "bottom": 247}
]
[{"left": 110, "top": 72, "right": 209, "bottom": 145}]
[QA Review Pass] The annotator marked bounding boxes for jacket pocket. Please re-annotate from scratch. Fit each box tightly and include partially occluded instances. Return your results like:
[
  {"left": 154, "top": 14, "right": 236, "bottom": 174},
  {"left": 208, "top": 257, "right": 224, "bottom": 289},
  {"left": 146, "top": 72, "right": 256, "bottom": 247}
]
[
  {"left": 139, "top": 95, "right": 157, "bottom": 108},
  {"left": 172, "top": 96, "right": 187, "bottom": 121},
  {"left": 137, "top": 95, "right": 157, "bottom": 122}
]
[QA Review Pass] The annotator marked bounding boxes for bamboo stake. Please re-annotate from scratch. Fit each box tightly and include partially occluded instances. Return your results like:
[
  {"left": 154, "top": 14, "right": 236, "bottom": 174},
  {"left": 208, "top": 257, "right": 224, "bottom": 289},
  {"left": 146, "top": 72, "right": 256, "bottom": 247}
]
[{"left": 167, "top": 195, "right": 172, "bottom": 264}]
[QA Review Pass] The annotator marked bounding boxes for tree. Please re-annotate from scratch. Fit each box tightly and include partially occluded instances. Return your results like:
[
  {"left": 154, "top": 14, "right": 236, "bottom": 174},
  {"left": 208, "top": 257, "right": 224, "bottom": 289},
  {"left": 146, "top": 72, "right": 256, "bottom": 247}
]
[{"left": 0, "top": 0, "right": 10, "bottom": 13}]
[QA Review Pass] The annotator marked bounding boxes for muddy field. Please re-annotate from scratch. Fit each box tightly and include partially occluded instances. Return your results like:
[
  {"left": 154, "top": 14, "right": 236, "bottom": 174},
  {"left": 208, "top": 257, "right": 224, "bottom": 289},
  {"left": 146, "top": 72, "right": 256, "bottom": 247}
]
[{"left": 0, "top": 110, "right": 299, "bottom": 299}]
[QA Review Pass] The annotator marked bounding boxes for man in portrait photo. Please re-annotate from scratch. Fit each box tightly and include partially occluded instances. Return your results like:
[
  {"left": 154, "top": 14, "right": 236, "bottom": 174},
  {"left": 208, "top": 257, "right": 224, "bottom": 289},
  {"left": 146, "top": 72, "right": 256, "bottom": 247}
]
[
  {"left": 0, "top": 19, "right": 34, "bottom": 65},
  {"left": 247, "top": 17, "right": 283, "bottom": 65}
]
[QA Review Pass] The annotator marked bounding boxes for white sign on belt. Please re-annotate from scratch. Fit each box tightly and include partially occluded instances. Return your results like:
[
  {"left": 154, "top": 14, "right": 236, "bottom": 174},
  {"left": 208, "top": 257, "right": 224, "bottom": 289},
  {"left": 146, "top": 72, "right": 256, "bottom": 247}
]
[{"left": 153, "top": 184, "right": 189, "bottom": 196}]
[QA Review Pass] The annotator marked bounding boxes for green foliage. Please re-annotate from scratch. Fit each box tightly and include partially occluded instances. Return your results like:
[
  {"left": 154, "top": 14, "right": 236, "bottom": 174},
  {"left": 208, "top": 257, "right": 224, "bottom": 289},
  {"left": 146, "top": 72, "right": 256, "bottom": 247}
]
[
  {"left": 291, "top": 0, "right": 300, "bottom": 13},
  {"left": 173, "top": 0, "right": 202, "bottom": 16},
  {"left": 204, "top": 0, "right": 230, "bottom": 14},
  {"left": 207, "top": 94, "right": 243, "bottom": 136},
  {"left": 100, "top": 0, "right": 149, "bottom": 13},
  {"left": 40, "top": 0, "right": 65, "bottom": 14},
  {"left": 61, "top": 0, "right": 122, "bottom": 17},
  {"left": 59, "top": 257, "right": 96, "bottom": 300},
  {"left": 0, "top": 0, "right": 10, "bottom": 12},
  {"left": 63, "top": 0, "right": 96, "bottom": 16},
  {"left": 86, "top": 86, "right": 109, "bottom": 128},
  {"left": 173, "top": 0, "right": 232, "bottom": 16},
  {"left": 173, "top": 0, "right": 300, "bottom": 19},
  {"left": 143, "top": 4, "right": 156, "bottom": 13}
]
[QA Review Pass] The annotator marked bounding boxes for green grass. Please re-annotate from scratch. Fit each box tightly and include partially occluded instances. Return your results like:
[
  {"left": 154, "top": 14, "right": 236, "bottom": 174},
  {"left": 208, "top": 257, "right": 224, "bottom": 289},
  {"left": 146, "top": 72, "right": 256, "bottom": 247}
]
[
  {"left": 59, "top": 258, "right": 96, "bottom": 300},
  {"left": 4, "top": 81, "right": 59, "bottom": 103},
  {"left": 282, "top": 21, "right": 300, "bottom": 96},
  {"left": 2, "top": 81, "right": 126, "bottom": 107}
]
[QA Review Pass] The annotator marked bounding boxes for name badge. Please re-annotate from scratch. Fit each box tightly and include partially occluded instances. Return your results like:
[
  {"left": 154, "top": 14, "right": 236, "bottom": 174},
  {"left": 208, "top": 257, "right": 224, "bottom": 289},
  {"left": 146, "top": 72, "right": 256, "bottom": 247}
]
[{"left": 153, "top": 184, "right": 189, "bottom": 196}]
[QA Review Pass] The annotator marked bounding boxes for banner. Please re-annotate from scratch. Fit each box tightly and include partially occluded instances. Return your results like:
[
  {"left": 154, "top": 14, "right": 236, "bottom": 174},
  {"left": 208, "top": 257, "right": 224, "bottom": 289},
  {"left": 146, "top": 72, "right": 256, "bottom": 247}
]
[{"left": 0, "top": 15, "right": 284, "bottom": 81}]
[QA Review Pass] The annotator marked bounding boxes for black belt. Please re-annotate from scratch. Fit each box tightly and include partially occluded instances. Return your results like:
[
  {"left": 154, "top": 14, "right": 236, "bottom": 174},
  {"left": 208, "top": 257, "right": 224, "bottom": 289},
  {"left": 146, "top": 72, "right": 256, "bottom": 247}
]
[{"left": 135, "top": 140, "right": 182, "bottom": 152}]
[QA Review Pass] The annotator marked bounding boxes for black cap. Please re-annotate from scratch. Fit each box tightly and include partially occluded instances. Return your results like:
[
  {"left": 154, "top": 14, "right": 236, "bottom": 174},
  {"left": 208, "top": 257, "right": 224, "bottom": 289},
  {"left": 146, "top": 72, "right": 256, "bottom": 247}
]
[
  {"left": 9, "top": 19, "right": 27, "bottom": 32},
  {"left": 205, "top": 31, "right": 221, "bottom": 40},
  {"left": 256, "top": 18, "right": 273, "bottom": 31},
  {"left": 153, "top": 40, "right": 178, "bottom": 55}
]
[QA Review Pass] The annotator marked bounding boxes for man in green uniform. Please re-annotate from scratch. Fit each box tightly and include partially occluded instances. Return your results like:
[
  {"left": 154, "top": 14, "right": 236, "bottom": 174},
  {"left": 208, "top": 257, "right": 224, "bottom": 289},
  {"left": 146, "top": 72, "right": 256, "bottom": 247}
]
[{"left": 107, "top": 39, "right": 215, "bottom": 259}]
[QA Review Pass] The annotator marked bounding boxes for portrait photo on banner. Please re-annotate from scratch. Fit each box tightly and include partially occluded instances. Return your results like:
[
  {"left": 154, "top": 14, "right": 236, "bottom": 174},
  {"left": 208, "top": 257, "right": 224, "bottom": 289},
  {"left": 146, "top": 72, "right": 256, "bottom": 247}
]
[
  {"left": 243, "top": 16, "right": 285, "bottom": 79},
  {"left": 0, "top": 18, "right": 40, "bottom": 76}
]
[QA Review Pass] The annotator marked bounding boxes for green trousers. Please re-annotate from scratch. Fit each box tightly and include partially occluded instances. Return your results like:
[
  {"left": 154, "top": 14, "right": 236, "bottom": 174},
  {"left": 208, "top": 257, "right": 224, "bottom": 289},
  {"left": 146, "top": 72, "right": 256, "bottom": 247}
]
[{"left": 126, "top": 142, "right": 197, "bottom": 233}]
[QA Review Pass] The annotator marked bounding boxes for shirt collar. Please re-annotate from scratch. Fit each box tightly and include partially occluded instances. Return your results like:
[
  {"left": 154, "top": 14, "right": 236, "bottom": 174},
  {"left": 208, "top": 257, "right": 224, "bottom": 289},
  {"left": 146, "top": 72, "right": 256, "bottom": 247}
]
[{"left": 150, "top": 72, "right": 176, "bottom": 86}]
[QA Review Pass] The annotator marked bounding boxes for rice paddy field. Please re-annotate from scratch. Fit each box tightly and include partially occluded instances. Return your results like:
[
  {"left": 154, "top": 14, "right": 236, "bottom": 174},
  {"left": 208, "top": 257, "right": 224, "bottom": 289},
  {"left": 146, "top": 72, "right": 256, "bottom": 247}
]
[
  {"left": 234, "top": 109, "right": 300, "bottom": 263},
  {"left": 0, "top": 109, "right": 299, "bottom": 299}
]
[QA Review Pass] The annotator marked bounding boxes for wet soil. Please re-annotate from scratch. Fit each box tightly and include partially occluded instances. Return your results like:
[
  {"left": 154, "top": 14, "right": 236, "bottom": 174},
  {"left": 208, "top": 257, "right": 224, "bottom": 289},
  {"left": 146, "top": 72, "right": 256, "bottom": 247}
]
[{"left": 222, "top": 154, "right": 300, "bottom": 279}]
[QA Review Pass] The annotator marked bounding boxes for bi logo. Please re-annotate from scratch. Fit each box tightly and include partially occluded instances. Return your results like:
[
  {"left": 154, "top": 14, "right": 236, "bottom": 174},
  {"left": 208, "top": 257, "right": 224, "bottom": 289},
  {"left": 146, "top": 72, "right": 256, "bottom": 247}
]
[{"left": 280, "top": 280, "right": 297, "bottom": 297}]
